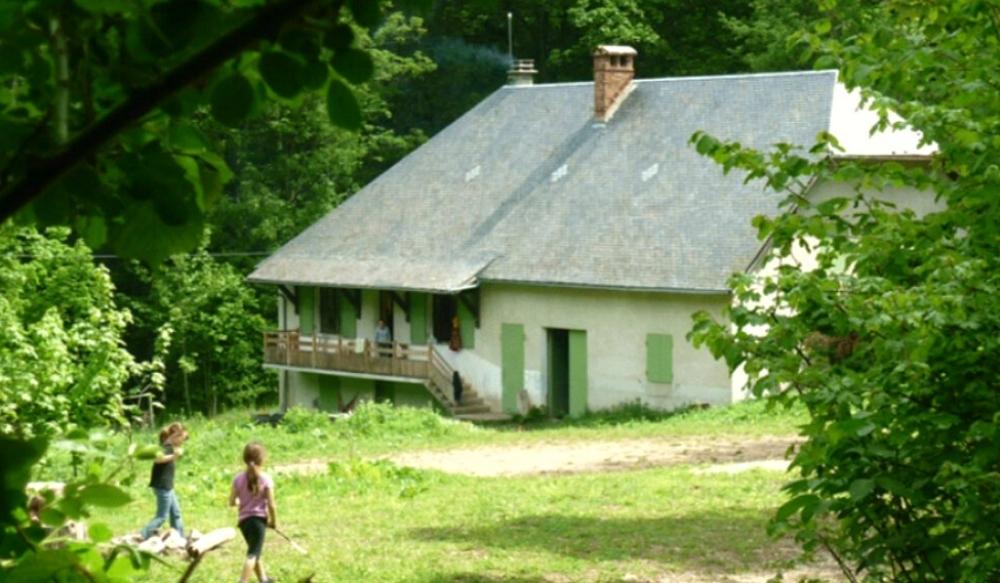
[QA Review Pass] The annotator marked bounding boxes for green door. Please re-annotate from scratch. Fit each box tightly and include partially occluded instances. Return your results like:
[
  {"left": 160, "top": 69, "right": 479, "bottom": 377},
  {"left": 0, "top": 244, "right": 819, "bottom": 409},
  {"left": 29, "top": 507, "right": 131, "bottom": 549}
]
[
  {"left": 338, "top": 290, "right": 357, "bottom": 337},
  {"left": 568, "top": 329, "right": 588, "bottom": 417},
  {"left": 501, "top": 323, "right": 524, "bottom": 414},
  {"left": 409, "top": 292, "right": 428, "bottom": 344}
]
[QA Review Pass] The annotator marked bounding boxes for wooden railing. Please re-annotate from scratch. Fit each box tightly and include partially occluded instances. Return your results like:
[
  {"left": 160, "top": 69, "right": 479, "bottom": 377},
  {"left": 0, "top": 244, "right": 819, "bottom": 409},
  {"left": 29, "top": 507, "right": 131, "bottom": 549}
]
[{"left": 262, "top": 330, "right": 430, "bottom": 379}]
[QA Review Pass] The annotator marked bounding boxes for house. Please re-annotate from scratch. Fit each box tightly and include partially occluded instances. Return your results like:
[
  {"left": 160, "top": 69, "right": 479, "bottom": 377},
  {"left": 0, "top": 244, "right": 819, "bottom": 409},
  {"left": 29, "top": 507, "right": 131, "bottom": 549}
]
[{"left": 248, "top": 46, "right": 933, "bottom": 419}]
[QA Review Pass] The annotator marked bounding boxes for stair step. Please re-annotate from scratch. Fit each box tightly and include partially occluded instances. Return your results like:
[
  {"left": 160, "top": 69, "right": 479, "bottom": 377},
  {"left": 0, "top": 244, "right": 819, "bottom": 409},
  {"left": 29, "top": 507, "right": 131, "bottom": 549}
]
[
  {"left": 455, "top": 397, "right": 484, "bottom": 407},
  {"left": 453, "top": 404, "right": 491, "bottom": 414},
  {"left": 454, "top": 412, "right": 512, "bottom": 423}
]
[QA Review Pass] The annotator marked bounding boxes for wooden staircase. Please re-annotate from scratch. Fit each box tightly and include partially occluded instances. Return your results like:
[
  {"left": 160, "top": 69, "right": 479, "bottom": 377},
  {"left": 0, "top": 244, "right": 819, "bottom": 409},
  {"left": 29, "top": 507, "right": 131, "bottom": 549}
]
[{"left": 426, "top": 346, "right": 510, "bottom": 421}]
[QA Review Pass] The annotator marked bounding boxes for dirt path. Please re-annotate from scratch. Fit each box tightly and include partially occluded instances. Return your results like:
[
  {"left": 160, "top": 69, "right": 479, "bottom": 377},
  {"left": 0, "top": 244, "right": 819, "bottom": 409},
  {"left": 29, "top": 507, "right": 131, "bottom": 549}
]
[
  {"left": 384, "top": 435, "right": 796, "bottom": 477},
  {"left": 274, "top": 435, "right": 798, "bottom": 478}
]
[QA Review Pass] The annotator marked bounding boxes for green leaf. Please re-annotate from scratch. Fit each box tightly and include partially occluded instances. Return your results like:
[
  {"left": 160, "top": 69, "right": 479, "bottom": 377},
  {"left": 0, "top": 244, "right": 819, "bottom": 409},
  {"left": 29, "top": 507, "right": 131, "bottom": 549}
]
[
  {"left": 332, "top": 47, "right": 374, "bottom": 84},
  {"left": 348, "top": 0, "right": 381, "bottom": 27},
  {"left": 775, "top": 494, "right": 820, "bottom": 524},
  {"left": 209, "top": 73, "right": 255, "bottom": 128},
  {"left": 7, "top": 549, "right": 78, "bottom": 583},
  {"left": 0, "top": 438, "right": 47, "bottom": 522},
  {"left": 323, "top": 24, "right": 354, "bottom": 51},
  {"left": 301, "top": 60, "right": 329, "bottom": 90},
  {"left": 89, "top": 522, "right": 113, "bottom": 543},
  {"left": 258, "top": 51, "right": 305, "bottom": 98},
  {"left": 32, "top": 184, "right": 73, "bottom": 228},
  {"left": 39, "top": 507, "right": 66, "bottom": 528},
  {"left": 849, "top": 478, "right": 875, "bottom": 500},
  {"left": 167, "top": 123, "right": 208, "bottom": 154},
  {"left": 279, "top": 28, "right": 321, "bottom": 60},
  {"left": 133, "top": 444, "right": 161, "bottom": 461},
  {"left": 110, "top": 201, "right": 205, "bottom": 265},
  {"left": 79, "top": 484, "right": 132, "bottom": 508},
  {"left": 326, "top": 79, "right": 362, "bottom": 130},
  {"left": 123, "top": 149, "right": 199, "bottom": 227},
  {"left": 396, "top": 0, "right": 433, "bottom": 12},
  {"left": 74, "top": 0, "right": 134, "bottom": 14}
]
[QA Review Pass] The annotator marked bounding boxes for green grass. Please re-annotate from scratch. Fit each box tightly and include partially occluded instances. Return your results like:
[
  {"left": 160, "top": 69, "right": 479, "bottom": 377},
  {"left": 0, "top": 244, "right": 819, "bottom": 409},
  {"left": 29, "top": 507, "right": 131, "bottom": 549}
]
[
  {"left": 44, "top": 401, "right": 814, "bottom": 582},
  {"left": 119, "top": 397, "right": 806, "bottom": 466}
]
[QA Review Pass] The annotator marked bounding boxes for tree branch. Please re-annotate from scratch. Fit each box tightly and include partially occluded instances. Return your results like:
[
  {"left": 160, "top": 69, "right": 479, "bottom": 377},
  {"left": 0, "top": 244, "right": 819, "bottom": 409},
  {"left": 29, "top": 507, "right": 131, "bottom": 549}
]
[
  {"left": 819, "top": 534, "right": 859, "bottom": 583},
  {"left": 0, "top": 0, "right": 340, "bottom": 221}
]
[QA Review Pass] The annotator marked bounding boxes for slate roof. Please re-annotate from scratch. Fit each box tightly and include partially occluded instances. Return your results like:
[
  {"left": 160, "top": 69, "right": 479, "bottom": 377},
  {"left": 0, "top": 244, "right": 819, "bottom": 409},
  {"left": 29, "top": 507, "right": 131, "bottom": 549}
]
[{"left": 248, "top": 70, "right": 925, "bottom": 293}]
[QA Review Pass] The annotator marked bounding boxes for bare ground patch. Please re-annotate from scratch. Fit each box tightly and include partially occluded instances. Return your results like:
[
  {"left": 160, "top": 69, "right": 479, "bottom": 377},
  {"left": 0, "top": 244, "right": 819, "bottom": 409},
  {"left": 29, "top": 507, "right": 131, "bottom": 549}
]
[{"left": 384, "top": 435, "right": 797, "bottom": 477}]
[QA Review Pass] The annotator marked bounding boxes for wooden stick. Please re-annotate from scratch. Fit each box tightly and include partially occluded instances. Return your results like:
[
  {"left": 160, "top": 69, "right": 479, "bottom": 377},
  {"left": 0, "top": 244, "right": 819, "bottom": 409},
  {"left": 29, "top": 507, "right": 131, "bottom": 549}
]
[
  {"left": 177, "top": 554, "right": 204, "bottom": 583},
  {"left": 271, "top": 527, "right": 308, "bottom": 555}
]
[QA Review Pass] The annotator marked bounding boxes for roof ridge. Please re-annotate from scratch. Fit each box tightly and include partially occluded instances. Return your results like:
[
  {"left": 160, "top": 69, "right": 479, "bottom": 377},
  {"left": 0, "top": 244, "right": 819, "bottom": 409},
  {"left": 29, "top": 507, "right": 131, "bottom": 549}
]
[{"left": 504, "top": 69, "right": 838, "bottom": 90}]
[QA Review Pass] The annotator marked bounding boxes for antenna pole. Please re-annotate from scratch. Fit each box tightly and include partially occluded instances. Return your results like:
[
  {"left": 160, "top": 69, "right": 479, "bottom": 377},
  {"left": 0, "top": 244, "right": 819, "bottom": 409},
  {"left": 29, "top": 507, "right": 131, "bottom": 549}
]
[{"left": 507, "top": 12, "right": 513, "bottom": 62}]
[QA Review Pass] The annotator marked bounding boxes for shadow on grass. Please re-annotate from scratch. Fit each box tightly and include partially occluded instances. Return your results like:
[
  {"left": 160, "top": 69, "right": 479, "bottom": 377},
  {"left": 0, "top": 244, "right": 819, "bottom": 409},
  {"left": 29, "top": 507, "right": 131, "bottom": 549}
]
[
  {"left": 410, "top": 511, "right": 783, "bottom": 572},
  {"left": 488, "top": 401, "right": 708, "bottom": 432}
]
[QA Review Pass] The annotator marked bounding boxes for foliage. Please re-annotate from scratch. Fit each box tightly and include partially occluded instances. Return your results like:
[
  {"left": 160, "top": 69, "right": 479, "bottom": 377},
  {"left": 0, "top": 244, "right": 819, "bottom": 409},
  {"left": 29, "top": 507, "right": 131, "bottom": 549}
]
[
  {"left": 689, "top": 1, "right": 1000, "bottom": 580},
  {"left": 326, "top": 457, "right": 433, "bottom": 498},
  {"left": 337, "top": 401, "right": 475, "bottom": 440},
  {"left": 721, "top": 0, "right": 820, "bottom": 72},
  {"left": 0, "top": 0, "right": 425, "bottom": 265},
  {"left": 0, "top": 431, "right": 155, "bottom": 581},
  {"left": 426, "top": 0, "right": 751, "bottom": 82},
  {"left": 203, "top": 9, "right": 435, "bottom": 259},
  {"left": 132, "top": 246, "right": 269, "bottom": 415},
  {"left": 384, "top": 35, "right": 507, "bottom": 138},
  {"left": 281, "top": 405, "right": 334, "bottom": 434},
  {"left": 0, "top": 226, "right": 134, "bottom": 438}
]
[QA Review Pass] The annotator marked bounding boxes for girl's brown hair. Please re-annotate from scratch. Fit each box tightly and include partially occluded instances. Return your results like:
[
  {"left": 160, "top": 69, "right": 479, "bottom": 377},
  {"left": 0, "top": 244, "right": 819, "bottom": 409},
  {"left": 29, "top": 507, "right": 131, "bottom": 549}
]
[
  {"left": 159, "top": 422, "right": 185, "bottom": 443},
  {"left": 243, "top": 442, "right": 266, "bottom": 496}
]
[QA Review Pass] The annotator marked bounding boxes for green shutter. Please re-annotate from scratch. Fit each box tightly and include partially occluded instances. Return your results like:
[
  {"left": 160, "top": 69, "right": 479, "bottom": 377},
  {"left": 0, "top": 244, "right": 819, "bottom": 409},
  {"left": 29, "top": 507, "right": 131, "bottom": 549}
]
[
  {"left": 409, "top": 292, "right": 428, "bottom": 345},
  {"left": 646, "top": 333, "right": 674, "bottom": 383},
  {"left": 568, "top": 330, "right": 588, "bottom": 417},
  {"left": 458, "top": 300, "right": 475, "bottom": 349},
  {"left": 338, "top": 290, "right": 357, "bottom": 337},
  {"left": 501, "top": 323, "right": 524, "bottom": 414},
  {"left": 298, "top": 286, "right": 315, "bottom": 335}
]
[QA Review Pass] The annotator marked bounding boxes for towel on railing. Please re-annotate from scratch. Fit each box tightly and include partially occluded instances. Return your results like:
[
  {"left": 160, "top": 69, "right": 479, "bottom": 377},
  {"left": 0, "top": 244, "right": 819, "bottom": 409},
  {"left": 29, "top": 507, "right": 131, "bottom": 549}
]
[{"left": 354, "top": 339, "right": 366, "bottom": 354}]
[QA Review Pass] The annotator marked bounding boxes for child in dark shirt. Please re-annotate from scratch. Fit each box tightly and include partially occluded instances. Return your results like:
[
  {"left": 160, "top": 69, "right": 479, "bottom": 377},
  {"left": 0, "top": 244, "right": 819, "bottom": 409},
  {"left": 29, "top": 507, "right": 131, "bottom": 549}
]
[{"left": 140, "top": 422, "right": 188, "bottom": 540}]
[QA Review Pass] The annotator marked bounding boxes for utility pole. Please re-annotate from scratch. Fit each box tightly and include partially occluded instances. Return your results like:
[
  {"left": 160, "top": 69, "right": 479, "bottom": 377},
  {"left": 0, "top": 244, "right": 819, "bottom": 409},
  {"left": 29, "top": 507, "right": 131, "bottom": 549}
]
[{"left": 507, "top": 12, "right": 513, "bottom": 62}]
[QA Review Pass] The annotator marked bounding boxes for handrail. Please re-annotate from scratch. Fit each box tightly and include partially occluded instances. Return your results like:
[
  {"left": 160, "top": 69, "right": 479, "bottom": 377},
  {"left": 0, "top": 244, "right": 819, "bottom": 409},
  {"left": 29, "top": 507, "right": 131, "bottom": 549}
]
[
  {"left": 262, "top": 332, "right": 464, "bottom": 412},
  {"left": 263, "top": 330, "right": 430, "bottom": 361}
]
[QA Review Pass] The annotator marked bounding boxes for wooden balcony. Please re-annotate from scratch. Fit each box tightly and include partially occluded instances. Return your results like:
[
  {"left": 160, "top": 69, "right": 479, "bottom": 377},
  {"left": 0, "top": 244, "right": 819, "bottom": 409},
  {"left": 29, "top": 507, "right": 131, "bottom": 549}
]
[{"left": 263, "top": 330, "right": 430, "bottom": 379}]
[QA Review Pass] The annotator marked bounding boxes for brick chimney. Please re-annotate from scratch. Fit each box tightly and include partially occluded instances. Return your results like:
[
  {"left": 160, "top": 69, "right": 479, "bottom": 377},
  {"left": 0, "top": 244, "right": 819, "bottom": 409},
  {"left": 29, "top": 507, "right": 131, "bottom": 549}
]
[
  {"left": 507, "top": 59, "right": 538, "bottom": 86},
  {"left": 593, "top": 45, "right": 637, "bottom": 120}
]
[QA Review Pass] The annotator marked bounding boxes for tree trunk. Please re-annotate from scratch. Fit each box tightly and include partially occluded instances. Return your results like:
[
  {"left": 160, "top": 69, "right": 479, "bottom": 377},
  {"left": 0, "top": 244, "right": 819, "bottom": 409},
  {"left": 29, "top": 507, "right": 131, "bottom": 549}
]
[
  {"left": 49, "top": 15, "right": 69, "bottom": 145},
  {"left": 207, "top": 364, "right": 217, "bottom": 417}
]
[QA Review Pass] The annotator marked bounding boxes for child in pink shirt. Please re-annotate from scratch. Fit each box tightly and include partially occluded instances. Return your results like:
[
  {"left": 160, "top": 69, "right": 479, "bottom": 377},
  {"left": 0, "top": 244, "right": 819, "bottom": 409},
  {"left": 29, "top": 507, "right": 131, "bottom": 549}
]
[{"left": 229, "top": 442, "right": 277, "bottom": 583}]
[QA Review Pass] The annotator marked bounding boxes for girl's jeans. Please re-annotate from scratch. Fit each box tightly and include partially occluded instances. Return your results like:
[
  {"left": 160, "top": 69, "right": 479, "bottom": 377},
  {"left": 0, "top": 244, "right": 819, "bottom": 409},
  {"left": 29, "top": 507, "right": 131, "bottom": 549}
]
[{"left": 141, "top": 488, "right": 184, "bottom": 539}]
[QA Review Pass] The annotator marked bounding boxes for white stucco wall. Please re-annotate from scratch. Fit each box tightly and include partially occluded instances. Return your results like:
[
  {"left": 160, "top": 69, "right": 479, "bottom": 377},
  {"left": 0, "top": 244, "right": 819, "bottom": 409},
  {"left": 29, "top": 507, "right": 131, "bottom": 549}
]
[
  {"left": 454, "top": 283, "right": 732, "bottom": 412},
  {"left": 393, "top": 302, "right": 411, "bottom": 344},
  {"left": 285, "top": 370, "right": 321, "bottom": 408},
  {"left": 280, "top": 284, "right": 730, "bottom": 412}
]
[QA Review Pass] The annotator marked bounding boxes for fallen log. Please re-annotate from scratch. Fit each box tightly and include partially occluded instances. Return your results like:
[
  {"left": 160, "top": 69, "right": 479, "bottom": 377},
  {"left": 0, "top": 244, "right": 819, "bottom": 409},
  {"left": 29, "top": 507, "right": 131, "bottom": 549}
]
[{"left": 186, "top": 526, "right": 236, "bottom": 558}]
